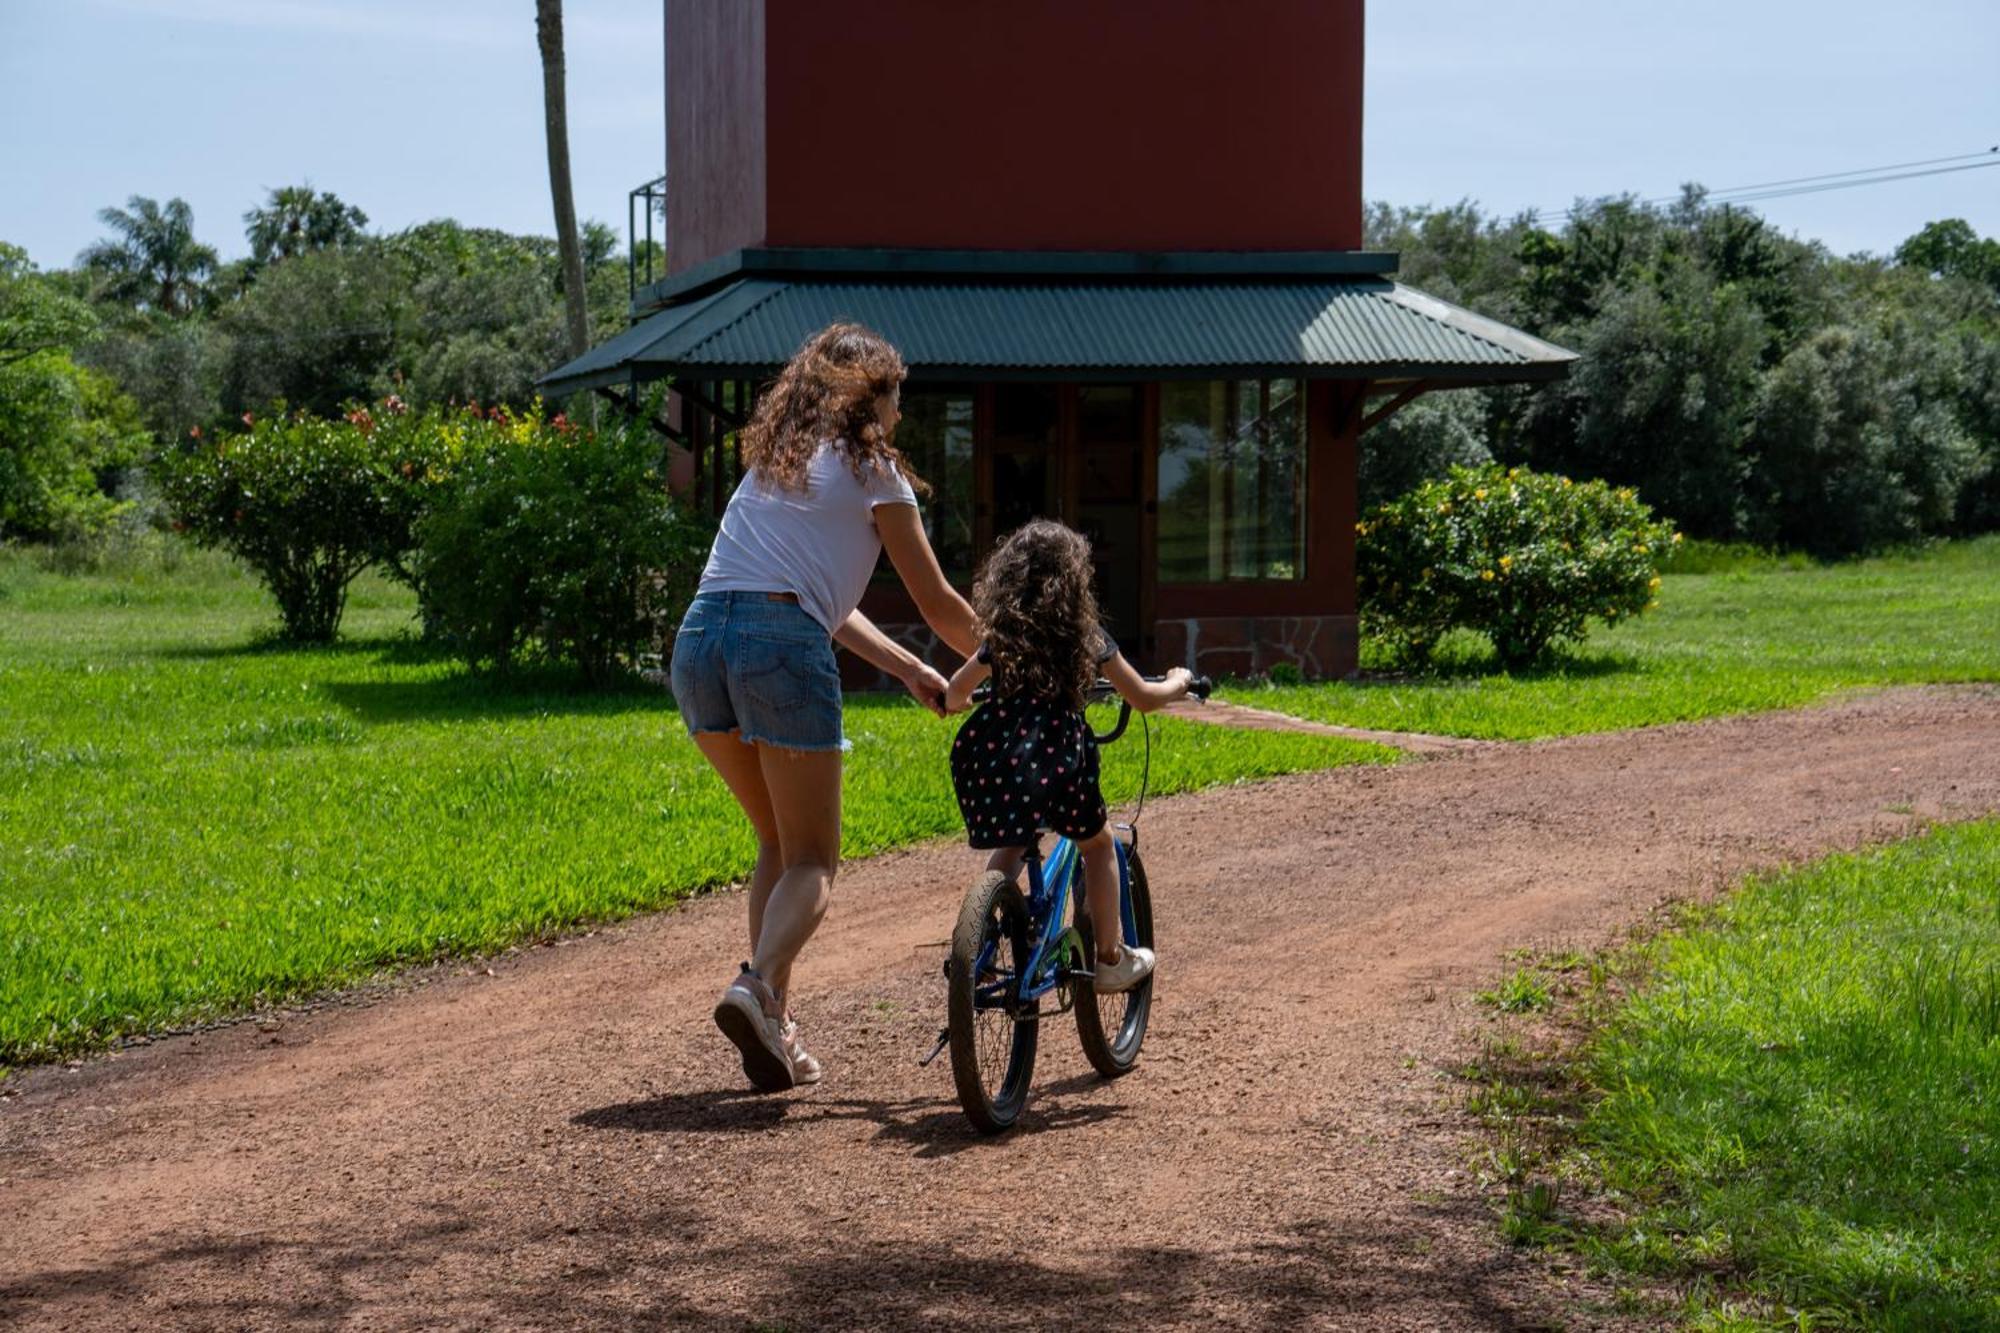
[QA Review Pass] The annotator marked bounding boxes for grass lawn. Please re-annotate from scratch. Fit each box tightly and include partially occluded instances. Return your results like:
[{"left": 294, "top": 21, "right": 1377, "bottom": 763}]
[
  {"left": 0, "top": 547, "right": 1390, "bottom": 1066},
  {"left": 1542, "top": 821, "right": 2000, "bottom": 1329},
  {"left": 1244, "top": 537, "right": 2000, "bottom": 740}
]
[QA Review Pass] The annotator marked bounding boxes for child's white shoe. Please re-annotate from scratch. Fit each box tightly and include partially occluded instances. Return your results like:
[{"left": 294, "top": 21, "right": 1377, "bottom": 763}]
[{"left": 1093, "top": 945, "right": 1156, "bottom": 994}]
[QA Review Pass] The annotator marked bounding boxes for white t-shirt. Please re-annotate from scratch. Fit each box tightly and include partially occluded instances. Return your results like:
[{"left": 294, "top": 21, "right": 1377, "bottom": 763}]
[{"left": 697, "top": 441, "right": 918, "bottom": 634}]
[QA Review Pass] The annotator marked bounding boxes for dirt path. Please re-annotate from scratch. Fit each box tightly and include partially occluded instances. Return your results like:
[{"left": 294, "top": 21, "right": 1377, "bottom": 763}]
[{"left": 6, "top": 687, "right": 2000, "bottom": 1332}]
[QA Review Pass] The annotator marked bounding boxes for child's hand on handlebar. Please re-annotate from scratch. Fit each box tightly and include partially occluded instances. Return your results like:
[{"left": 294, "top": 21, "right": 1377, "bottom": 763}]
[{"left": 1164, "top": 666, "right": 1195, "bottom": 698}]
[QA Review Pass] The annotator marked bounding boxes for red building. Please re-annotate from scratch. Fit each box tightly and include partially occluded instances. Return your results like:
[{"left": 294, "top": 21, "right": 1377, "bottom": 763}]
[{"left": 540, "top": 0, "right": 1574, "bottom": 681}]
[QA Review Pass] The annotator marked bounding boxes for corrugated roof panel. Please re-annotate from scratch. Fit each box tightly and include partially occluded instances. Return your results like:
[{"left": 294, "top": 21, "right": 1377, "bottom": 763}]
[{"left": 538, "top": 277, "right": 1576, "bottom": 393}]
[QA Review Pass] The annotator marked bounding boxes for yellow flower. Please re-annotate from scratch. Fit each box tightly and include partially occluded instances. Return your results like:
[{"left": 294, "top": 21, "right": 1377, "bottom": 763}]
[
  {"left": 1507, "top": 467, "right": 1521, "bottom": 479},
  {"left": 1498, "top": 555, "right": 1514, "bottom": 570},
  {"left": 1480, "top": 568, "right": 1497, "bottom": 582},
  {"left": 1355, "top": 521, "right": 1369, "bottom": 536},
  {"left": 1561, "top": 476, "right": 1573, "bottom": 488},
  {"left": 1437, "top": 502, "right": 1452, "bottom": 515},
  {"left": 1473, "top": 488, "right": 1489, "bottom": 500},
  {"left": 1672, "top": 532, "right": 1684, "bottom": 544},
  {"left": 1648, "top": 576, "right": 1662, "bottom": 590}
]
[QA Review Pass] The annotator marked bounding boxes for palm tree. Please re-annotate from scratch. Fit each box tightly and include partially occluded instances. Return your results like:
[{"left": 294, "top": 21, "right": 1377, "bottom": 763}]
[
  {"left": 77, "top": 195, "right": 218, "bottom": 318},
  {"left": 537, "top": 0, "right": 589, "bottom": 360},
  {"left": 244, "top": 185, "right": 369, "bottom": 266}
]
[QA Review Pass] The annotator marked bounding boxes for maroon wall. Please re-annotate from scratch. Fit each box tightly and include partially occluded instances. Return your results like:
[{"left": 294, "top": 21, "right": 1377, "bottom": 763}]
[
  {"left": 666, "top": 0, "right": 768, "bottom": 275},
  {"left": 666, "top": 0, "right": 1365, "bottom": 269}
]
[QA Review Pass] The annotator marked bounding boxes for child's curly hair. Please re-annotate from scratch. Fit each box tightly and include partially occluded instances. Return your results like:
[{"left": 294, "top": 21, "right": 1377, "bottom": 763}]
[
  {"left": 740, "top": 322, "right": 928, "bottom": 495},
  {"left": 973, "top": 520, "right": 1103, "bottom": 710}
]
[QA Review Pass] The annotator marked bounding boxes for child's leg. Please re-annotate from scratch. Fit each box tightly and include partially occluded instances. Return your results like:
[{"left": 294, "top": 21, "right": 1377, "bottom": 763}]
[
  {"left": 1077, "top": 827, "right": 1125, "bottom": 966},
  {"left": 985, "top": 845, "right": 1027, "bottom": 884}
]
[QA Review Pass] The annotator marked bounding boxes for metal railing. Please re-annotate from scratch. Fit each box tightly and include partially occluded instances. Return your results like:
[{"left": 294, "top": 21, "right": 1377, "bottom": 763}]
[{"left": 627, "top": 174, "right": 667, "bottom": 305}]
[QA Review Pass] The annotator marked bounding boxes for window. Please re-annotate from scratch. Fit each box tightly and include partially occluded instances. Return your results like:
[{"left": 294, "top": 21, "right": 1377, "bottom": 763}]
[
  {"left": 888, "top": 385, "right": 977, "bottom": 582},
  {"left": 1156, "top": 380, "right": 1307, "bottom": 582}
]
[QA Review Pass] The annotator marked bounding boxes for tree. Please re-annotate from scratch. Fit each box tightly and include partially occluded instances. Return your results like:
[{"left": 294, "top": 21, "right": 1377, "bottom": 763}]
[
  {"left": 216, "top": 245, "right": 405, "bottom": 418},
  {"left": 0, "top": 243, "right": 96, "bottom": 365},
  {"left": 244, "top": 185, "right": 369, "bottom": 266},
  {"left": 77, "top": 195, "right": 218, "bottom": 317},
  {"left": 1747, "top": 326, "right": 1981, "bottom": 556},
  {"left": 536, "top": 0, "right": 589, "bottom": 361},
  {"left": 1518, "top": 263, "right": 1768, "bottom": 538},
  {"left": 1, "top": 246, "right": 149, "bottom": 540},
  {"left": 1896, "top": 219, "right": 2000, "bottom": 293}
]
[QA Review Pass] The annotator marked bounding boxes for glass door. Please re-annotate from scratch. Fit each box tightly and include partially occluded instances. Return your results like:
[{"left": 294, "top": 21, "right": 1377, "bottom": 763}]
[{"left": 984, "top": 383, "right": 1150, "bottom": 656}]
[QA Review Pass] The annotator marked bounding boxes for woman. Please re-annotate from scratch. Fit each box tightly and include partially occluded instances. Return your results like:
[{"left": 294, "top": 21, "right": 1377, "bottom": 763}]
[{"left": 669, "top": 322, "right": 978, "bottom": 1092}]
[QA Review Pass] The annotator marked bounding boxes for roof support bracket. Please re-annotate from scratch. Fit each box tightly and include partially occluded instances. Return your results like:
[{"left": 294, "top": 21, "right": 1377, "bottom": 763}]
[
  {"left": 675, "top": 381, "right": 747, "bottom": 432},
  {"left": 594, "top": 385, "right": 690, "bottom": 447},
  {"left": 1359, "top": 380, "right": 1437, "bottom": 436}
]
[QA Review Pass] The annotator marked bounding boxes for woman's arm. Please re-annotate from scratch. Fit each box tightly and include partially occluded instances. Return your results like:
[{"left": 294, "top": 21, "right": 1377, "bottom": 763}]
[
  {"left": 943, "top": 653, "right": 990, "bottom": 714},
  {"left": 834, "top": 608, "right": 948, "bottom": 716},
  {"left": 1102, "top": 652, "right": 1192, "bottom": 713},
  {"left": 874, "top": 503, "right": 980, "bottom": 657}
]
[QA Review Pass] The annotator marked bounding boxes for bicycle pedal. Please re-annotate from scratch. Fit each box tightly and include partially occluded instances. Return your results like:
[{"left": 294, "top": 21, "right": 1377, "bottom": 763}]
[{"left": 917, "top": 1026, "right": 950, "bottom": 1067}]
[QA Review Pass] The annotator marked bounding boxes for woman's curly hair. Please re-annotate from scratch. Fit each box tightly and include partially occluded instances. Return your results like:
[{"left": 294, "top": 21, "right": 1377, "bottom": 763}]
[
  {"left": 740, "top": 322, "right": 927, "bottom": 495},
  {"left": 972, "top": 520, "right": 1103, "bottom": 711}
]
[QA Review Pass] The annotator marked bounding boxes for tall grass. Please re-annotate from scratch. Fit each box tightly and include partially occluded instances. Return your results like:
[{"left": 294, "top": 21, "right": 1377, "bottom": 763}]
[{"left": 1582, "top": 822, "right": 2000, "bottom": 1328}]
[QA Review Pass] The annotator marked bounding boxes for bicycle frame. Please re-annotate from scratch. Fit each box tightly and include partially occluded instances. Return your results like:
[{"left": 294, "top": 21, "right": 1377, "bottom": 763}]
[{"left": 970, "top": 826, "right": 1135, "bottom": 1014}]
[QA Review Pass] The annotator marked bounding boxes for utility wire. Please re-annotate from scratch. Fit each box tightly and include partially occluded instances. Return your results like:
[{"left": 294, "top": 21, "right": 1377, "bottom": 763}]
[{"left": 1530, "top": 145, "right": 2000, "bottom": 223}]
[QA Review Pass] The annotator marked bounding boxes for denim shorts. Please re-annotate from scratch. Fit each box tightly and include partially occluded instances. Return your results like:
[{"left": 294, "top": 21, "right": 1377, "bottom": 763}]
[{"left": 669, "top": 592, "right": 847, "bottom": 752}]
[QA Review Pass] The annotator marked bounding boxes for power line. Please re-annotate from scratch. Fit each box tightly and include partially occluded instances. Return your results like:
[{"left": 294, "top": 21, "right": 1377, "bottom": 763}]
[{"left": 1530, "top": 145, "right": 2000, "bottom": 224}]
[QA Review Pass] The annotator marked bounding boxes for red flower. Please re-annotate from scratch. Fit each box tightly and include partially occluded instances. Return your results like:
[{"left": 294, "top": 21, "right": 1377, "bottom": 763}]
[
  {"left": 383, "top": 394, "right": 407, "bottom": 415},
  {"left": 189, "top": 425, "right": 202, "bottom": 439}
]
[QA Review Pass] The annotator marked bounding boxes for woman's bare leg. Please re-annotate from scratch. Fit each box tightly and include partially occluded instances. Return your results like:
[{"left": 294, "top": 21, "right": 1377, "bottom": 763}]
[
  {"left": 1077, "top": 827, "right": 1125, "bottom": 966},
  {"left": 751, "top": 744, "right": 844, "bottom": 1005},
  {"left": 691, "top": 732, "right": 788, "bottom": 1000}
]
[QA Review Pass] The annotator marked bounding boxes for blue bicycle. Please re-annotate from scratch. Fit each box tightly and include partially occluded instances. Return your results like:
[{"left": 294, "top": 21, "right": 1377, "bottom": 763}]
[{"left": 938, "top": 673, "right": 1212, "bottom": 1133}]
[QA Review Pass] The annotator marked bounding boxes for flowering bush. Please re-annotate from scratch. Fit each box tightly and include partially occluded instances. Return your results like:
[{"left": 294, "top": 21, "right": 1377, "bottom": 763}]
[
  {"left": 1356, "top": 465, "right": 1677, "bottom": 668},
  {"left": 157, "top": 410, "right": 407, "bottom": 641},
  {"left": 410, "top": 408, "right": 711, "bottom": 681}
]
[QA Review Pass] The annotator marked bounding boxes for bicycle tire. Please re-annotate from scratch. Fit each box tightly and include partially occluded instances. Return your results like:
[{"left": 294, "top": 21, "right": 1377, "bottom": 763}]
[
  {"left": 1072, "top": 843, "right": 1154, "bottom": 1078},
  {"left": 947, "top": 869, "right": 1040, "bottom": 1133}
]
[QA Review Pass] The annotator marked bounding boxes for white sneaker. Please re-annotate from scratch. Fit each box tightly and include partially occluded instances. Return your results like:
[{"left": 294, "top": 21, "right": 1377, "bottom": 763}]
[
  {"left": 1093, "top": 945, "right": 1157, "bottom": 994},
  {"left": 782, "top": 1018, "right": 823, "bottom": 1085},
  {"left": 714, "top": 964, "right": 794, "bottom": 1091}
]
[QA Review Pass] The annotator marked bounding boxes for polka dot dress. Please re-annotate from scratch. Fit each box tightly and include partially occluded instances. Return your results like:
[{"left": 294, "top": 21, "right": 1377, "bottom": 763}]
[
  {"left": 950, "top": 696, "right": 1106, "bottom": 849},
  {"left": 950, "top": 633, "right": 1116, "bottom": 849}
]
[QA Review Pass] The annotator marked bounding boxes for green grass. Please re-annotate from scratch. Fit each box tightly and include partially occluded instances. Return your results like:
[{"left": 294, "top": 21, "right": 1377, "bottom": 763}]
[
  {"left": 1468, "top": 824, "right": 2000, "bottom": 1329},
  {"left": 1577, "top": 821, "right": 2000, "bottom": 1329},
  {"left": 1239, "top": 537, "right": 2000, "bottom": 739},
  {"left": 0, "top": 547, "right": 1391, "bottom": 1065}
]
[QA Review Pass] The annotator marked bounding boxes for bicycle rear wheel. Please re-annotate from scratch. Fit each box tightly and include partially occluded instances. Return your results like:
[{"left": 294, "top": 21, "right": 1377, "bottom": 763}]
[
  {"left": 947, "top": 869, "right": 1040, "bottom": 1133},
  {"left": 1073, "top": 843, "right": 1154, "bottom": 1078}
]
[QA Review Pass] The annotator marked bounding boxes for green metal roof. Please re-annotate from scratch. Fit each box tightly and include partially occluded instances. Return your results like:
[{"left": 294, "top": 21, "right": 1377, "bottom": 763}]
[{"left": 538, "top": 274, "right": 1576, "bottom": 394}]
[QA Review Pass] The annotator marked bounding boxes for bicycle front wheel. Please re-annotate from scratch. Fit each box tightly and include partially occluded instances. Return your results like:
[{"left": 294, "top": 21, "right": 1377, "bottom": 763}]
[
  {"left": 947, "top": 869, "right": 1040, "bottom": 1133},
  {"left": 1073, "top": 843, "right": 1154, "bottom": 1078}
]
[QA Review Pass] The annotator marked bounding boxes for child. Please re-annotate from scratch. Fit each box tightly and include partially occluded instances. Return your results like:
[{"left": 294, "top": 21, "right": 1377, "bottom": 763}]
[{"left": 944, "top": 520, "right": 1192, "bottom": 992}]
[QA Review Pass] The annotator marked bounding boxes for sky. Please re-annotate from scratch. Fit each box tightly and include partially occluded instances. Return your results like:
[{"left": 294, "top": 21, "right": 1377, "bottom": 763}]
[{"left": 2, "top": 0, "right": 1995, "bottom": 273}]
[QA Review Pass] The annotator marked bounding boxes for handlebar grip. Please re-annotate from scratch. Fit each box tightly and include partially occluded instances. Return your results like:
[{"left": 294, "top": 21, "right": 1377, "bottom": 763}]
[{"left": 1189, "top": 674, "right": 1214, "bottom": 701}]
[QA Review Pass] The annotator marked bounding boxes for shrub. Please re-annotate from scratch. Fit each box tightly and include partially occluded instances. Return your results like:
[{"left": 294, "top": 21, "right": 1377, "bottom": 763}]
[
  {"left": 156, "top": 410, "right": 403, "bottom": 641},
  {"left": 411, "top": 408, "right": 709, "bottom": 681},
  {"left": 1357, "top": 465, "right": 1677, "bottom": 668}
]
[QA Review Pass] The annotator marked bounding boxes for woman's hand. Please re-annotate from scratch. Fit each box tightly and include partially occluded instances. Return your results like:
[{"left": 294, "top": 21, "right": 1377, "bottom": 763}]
[{"left": 900, "top": 661, "right": 950, "bottom": 717}]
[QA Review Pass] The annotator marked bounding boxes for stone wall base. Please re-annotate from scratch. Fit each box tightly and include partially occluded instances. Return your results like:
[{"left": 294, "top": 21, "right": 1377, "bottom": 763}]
[
  {"left": 1153, "top": 615, "right": 1357, "bottom": 681},
  {"left": 840, "top": 615, "right": 1357, "bottom": 689}
]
